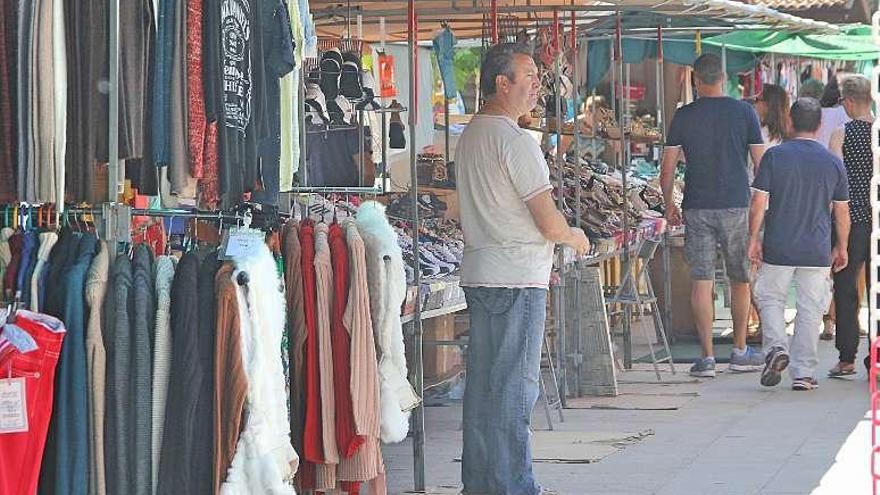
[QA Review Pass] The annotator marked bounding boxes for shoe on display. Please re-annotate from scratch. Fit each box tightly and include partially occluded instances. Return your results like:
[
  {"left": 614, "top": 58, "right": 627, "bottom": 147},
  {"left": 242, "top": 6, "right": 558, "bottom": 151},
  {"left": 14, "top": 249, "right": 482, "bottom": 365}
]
[
  {"left": 340, "top": 60, "right": 364, "bottom": 99},
  {"left": 791, "top": 377, "right": 819, "bottom": 391},
  {"left": 305, "top": 83, "right": 330, "bottom": 124},
  {"left": 320, "top": 48, "right": 343, "bottom": 99},
  {"left": 327, "top": 95, "right": 353, "bottom": 126},
  {"left": 760, "top": 346, "right": 789, "bottom": 387},
  {"left": 689, "top": 357, "right": 716, "bottom": 378},
  {"left": 729, "top": 346, "right": 765, "bottom": 373}
]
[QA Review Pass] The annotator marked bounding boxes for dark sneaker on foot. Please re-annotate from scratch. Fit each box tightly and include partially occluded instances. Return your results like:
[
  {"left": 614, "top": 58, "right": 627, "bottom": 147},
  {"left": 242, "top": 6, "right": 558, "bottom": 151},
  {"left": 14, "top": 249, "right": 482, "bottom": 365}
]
[
  {"left": 760, "top": 346, "right": 790, "bottom": 387},
  {"left": 689, "top": 357, "right": 716, "bottom": 378},
  {"left": 729, "top": 345, "right": 766, "bottom": 372},
  {"left": 792, "top": 377, "right": 819, "bottom": 391}
]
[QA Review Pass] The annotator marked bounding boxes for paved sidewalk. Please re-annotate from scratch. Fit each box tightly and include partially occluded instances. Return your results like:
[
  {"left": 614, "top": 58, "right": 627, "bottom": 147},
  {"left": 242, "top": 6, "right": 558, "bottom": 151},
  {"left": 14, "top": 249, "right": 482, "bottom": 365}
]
[{"left": 383, "top": 337, "right": 872, "bottom": 494}]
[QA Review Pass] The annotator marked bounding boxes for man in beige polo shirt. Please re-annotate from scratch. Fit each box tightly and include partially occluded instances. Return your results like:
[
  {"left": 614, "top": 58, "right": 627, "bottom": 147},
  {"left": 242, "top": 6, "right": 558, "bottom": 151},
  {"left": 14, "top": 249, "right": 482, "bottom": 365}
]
[{"left": 456, "top": 42, "right": 589, "bottom": 495}]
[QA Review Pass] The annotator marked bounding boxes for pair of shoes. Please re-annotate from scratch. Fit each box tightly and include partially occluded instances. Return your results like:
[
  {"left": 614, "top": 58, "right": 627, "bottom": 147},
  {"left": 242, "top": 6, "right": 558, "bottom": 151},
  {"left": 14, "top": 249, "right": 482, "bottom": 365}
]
[
  {"left": 792, "top": 377, "right": 819, "bottom": 391},
  {"left": 827, "top": 362, "right": 856, "bottom": 378},
  {"left": 760, "top": 346, "right": 790, "bottom": 387},
  {"left": 689, "top": 357, "right": 716, "bottom": 378},
  {"left": 729, "top": 345, "right": 765, "bottom": 373}
]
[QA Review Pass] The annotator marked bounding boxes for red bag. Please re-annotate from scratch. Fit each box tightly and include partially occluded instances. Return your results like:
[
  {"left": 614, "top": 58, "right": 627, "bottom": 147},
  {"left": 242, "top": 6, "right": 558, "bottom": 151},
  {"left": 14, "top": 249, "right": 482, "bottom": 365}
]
[{"left": 377, "top": 52, "right": 398, "bottom": 98}]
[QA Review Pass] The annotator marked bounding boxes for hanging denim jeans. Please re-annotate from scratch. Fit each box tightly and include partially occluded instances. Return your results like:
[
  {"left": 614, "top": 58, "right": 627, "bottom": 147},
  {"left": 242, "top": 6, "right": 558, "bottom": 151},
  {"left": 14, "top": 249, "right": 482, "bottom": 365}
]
[
  {"left": 461, "top": 286, "right": 546, "bottom": 495},
  {"left": 432, "top": 27, "right": 457, "bottom": 99}
]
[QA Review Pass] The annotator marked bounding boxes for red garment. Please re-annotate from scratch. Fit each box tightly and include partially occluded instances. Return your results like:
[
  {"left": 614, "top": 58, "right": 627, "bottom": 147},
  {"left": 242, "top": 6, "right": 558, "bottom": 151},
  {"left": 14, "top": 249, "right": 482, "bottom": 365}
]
[
  {"left": 4, "top": 232, "right": 23, "bottom": 299},
  {"left": 300, "top": 221, "right": 324, "bottom": 464},
  {"left": 328, "top": 222, "right": 365, "bottom": 458},
  {"left": 340, "top": 481, "right": 362, "bottom": 494},
  {"left": 186, "top": 0, "right": 206, "bottom": 178},
  {"left": 199, "top": 121, "right": 220, "bottom": 209},
  {"left": 0, "top": 311, "right": 67, "bottom": 495}
]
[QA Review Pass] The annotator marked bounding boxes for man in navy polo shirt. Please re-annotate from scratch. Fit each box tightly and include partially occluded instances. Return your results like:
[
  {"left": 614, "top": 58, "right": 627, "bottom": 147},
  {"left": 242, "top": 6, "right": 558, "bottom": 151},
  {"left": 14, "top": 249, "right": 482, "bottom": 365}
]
[
  {"left": 748, "top": 97, "right": 851, "bottom": 391},
  {"left": 661, "top": 53, "right": 768, "bottom": 378}
]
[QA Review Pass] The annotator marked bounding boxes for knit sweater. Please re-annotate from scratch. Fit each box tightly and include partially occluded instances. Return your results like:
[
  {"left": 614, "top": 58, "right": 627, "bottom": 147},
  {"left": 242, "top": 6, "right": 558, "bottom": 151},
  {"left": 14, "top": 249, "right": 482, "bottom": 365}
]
[
  {"left": 105, "top": 254, "right": 132, "bottom": 495},
  {"left": 337, "top": 220, "right": 385, "bottom": 490},
  {"left": 300, "top": 220, "right": 323, "bottom": 466},
  {"left": 282, "top": 222, "right": 307, "bottom": 459},
  {"left": 313, "top": 222, "right": 339, "bottom": 491},
  {"left": 328, "top": 222, "right": 363, "bottom": 458},
  {"left": 85, "top": 241, "right": 109, "bottom": 495},
  {"left": 151, "top": 255, "right": 176, "bottom": 494},
  {"left": 356, "top": 201, "right": 420, "bottom": 443},
  {"left": 159, "top": 253, "right": 212, "bottom": 495},
  {"left": 131, "top": 244, "right": 155, "bottom": 495}
]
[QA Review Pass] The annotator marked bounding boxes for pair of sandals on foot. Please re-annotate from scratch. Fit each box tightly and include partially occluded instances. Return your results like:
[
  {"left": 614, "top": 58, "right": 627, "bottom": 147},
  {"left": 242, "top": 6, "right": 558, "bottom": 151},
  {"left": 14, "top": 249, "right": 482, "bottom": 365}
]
[{"left": 828, "top": 362, "right": 857, "bottom": 378}]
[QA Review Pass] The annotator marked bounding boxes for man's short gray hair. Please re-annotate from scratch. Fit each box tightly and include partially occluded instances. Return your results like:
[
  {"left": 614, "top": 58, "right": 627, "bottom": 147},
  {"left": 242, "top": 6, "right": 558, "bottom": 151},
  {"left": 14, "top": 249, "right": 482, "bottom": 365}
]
[
  {"left": 480, "top": 43, "right": 532, "bottom": 97},
  {"left": 693, "top": 53, "right": 723, "bottom": 85},
  {"left": 841, "top": 75, "right": 871, "bottom": 104},
  {"left": 790, "top": 97, "right": 822, "bottom": 133}
]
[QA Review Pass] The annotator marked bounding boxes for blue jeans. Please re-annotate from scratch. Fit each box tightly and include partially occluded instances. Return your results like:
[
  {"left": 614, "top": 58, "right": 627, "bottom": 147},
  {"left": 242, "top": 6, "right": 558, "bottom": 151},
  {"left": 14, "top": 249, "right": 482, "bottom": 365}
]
[
  {"left": 462, "top": 287, "right": 547, "bottom": 495},
  {"left": 432, "top": 28, "right": 457, "bottom": 99}
]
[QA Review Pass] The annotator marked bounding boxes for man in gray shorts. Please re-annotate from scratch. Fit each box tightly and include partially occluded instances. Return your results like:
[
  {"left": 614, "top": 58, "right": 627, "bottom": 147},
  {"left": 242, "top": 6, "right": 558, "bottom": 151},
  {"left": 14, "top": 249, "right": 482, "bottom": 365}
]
[{"left": 660, "top": 54, "right": 768, "bottom": 377}]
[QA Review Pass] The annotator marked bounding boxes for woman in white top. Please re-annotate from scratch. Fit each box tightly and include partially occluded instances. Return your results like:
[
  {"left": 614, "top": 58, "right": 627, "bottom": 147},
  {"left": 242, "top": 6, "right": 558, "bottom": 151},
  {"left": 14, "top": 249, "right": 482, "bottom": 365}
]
[{"left": 817, "top": 77, "right": 850, "bottom": 149}]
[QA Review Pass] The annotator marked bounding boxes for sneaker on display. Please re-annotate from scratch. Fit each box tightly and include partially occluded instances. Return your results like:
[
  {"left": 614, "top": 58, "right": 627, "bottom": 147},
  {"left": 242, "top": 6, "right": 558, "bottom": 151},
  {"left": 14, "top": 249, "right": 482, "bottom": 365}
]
[
  {"left": 729, "top": 345, "right": 765, "bottom": 373},
  {"left": 689, "top": 357, "right": 716, "bottom": 378}
]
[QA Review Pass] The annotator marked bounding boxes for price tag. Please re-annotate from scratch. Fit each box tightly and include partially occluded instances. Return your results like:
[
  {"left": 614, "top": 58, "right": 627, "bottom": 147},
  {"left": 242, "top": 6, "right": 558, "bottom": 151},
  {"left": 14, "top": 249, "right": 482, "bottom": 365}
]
[
  {"left": 224, "top": 232, "right": 261, "bottom": 259},
  {"left": 0, "top": 377, "right": 28, "bottom": 434}
]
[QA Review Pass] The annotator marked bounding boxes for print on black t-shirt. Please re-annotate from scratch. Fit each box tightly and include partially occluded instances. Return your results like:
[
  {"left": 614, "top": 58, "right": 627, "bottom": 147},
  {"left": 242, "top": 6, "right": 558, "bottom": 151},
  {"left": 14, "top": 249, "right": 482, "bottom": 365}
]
[{"left": 222, "top": 0, "right": 252, "bottom": 133}]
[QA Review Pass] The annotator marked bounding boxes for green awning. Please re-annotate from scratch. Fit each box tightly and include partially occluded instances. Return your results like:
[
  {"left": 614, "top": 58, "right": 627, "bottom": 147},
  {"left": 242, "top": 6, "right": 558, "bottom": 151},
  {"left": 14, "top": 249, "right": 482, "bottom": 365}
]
[{"left": 704, "top": 25, "right": 880, "bottom": 61}]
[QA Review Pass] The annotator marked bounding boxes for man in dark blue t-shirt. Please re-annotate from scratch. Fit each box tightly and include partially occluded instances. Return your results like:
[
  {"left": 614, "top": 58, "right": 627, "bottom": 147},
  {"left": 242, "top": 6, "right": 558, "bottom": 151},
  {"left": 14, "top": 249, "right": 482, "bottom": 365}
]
[
  {"left": 749, "top": 97, "right": 850, "bottom": 391},
  {"left": 660, "top": 54, "right": 767, "bottom": 378}
]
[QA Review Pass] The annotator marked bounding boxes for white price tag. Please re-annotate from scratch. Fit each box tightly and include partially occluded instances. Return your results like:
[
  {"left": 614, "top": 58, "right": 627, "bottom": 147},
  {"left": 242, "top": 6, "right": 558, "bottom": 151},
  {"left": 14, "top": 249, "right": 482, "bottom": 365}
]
[
  {"left": 0, "top": 377, "right": 28, "bottom": 434},
  {"left": 224, "top": 233, "right": 259, "bottom": 258}
]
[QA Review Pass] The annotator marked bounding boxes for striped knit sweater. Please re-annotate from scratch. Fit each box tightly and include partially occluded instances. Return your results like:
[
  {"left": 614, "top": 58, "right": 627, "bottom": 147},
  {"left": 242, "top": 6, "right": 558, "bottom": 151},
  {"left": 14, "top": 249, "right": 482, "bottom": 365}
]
[
  {"left": 313, "top": 223, "right": 340, "bottom": 490},
  {"left": 151, "top": 255, "right": 176, "bottom": 494}
]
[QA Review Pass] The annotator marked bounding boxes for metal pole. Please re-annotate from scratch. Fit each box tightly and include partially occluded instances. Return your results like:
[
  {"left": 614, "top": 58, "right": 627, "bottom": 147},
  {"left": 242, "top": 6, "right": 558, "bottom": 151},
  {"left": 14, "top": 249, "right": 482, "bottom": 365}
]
[
  {"left": 617, "top": 12, "right": 633, "bottom": 370},
  {"left": 108, "top": 0, "right": 120, "bottom": 202},
  {"left": 490, "top": 0, "right": 498, "bottom": 44},
  {"left": 552, "top": 8, "right": 568, "bottom": 402},
  {"left": 407, "top": 2, "right": 425, "bottom": 491},
  {"left": 300, "top": 73, "right": 308, "bottom": 186},
  {"left": 572, "top": 16, "right": 583, "bottom": 398},
  {"left": 657, "top": 26, "right": 673, "bottom": 341}
]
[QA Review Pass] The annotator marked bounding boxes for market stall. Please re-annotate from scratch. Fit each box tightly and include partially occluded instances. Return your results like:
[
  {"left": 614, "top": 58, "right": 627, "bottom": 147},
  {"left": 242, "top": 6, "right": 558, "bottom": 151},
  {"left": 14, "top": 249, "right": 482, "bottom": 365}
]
[{"left": 309, "top": 1, "right": 850, "bottom": 491}]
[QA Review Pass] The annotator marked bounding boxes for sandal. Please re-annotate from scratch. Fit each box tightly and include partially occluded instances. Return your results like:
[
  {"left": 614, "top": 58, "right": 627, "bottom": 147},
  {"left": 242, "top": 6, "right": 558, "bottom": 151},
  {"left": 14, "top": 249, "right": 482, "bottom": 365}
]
[{"left": 827, "top": 363, "right": 856, "bottom": 378}]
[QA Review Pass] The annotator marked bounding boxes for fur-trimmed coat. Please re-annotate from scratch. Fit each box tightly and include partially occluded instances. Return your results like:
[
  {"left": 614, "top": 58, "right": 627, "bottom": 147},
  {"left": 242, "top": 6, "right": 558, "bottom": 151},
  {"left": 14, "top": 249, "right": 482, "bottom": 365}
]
[
  {"left": 356, "top": 201, "right": 421, "bottom": 444},
  {"left": 221, "top": 244, "right": 298, "bottom": 494}
]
